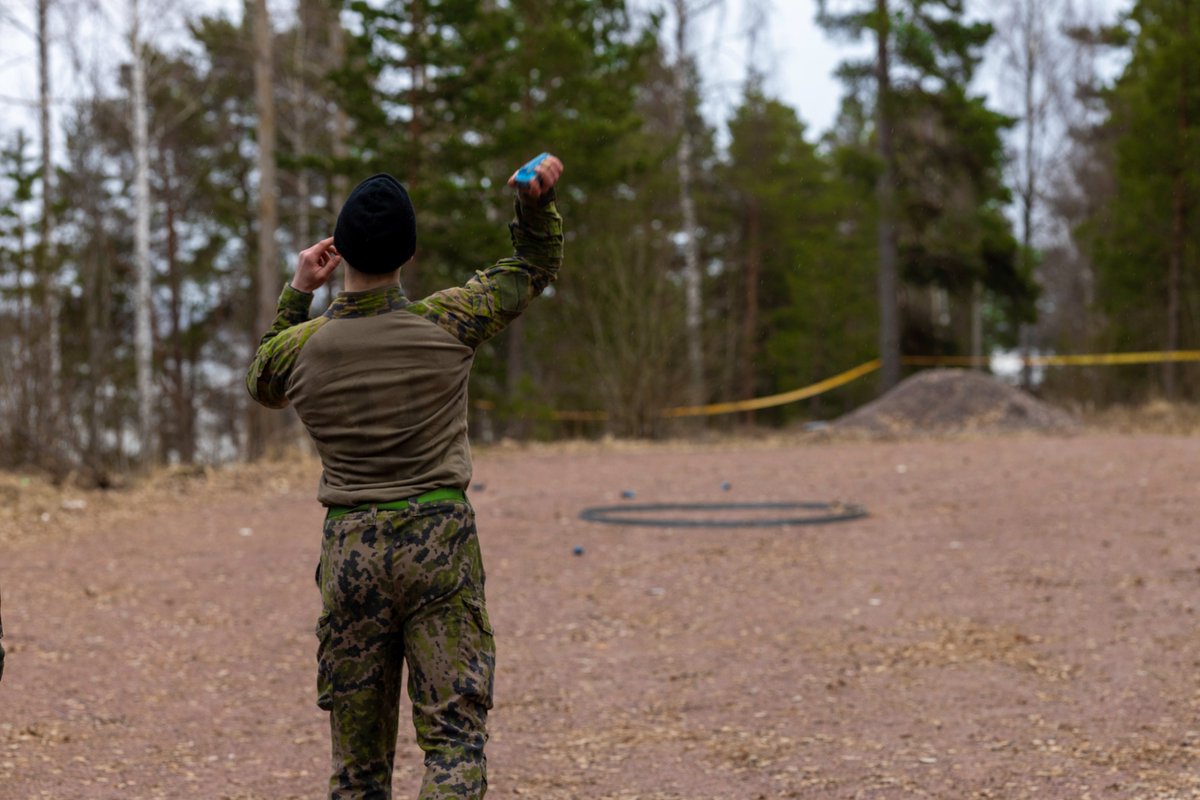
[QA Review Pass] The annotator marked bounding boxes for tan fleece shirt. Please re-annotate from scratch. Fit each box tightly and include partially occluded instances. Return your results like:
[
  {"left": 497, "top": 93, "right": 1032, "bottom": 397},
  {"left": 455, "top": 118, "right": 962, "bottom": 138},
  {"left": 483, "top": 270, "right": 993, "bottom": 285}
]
[{"left": 246, "top": 193, "right": 563, "bottom": 507}]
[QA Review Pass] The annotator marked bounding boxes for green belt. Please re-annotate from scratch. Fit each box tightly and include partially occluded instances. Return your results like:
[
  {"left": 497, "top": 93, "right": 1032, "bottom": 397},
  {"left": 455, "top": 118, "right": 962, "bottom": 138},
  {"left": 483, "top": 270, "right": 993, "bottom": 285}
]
[{"left": 325, "top": 488, "right": 467, "bottom": 521}]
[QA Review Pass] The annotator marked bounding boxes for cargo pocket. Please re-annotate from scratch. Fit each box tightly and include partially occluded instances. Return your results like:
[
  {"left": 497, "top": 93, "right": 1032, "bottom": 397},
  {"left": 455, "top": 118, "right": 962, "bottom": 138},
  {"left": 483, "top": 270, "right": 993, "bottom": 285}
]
[
  {"left": 495, "top": 272, "right": 529, "bottom": 314},
  {"left": 461, "top": 595, "right": 496, "bottom": 711},
  {"left": 313, "top": 554, "right": 333, "bottom": 711},
  {"left": 315, "top": 613, "right": 333, "bottom": 711}
]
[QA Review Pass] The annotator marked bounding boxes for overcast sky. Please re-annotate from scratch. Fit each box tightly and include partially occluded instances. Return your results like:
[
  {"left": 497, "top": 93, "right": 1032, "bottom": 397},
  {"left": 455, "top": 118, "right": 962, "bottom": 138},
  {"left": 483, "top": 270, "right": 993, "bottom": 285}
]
[
  {"left": 683, "top": 0, "right": 859, "bottom": 134},
  {"left": 689, "top": 0, "right": 1127, "bottom": 134},
  {"left": 0, "top": 0, "right": 1129, "bottom": 149}
]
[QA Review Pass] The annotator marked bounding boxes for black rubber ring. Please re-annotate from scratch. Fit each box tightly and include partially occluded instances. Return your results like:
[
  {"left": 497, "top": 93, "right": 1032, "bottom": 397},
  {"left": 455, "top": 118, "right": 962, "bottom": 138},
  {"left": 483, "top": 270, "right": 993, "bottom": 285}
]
[{"left": 578, "top": 501, "right": 868, "bottom": 528}]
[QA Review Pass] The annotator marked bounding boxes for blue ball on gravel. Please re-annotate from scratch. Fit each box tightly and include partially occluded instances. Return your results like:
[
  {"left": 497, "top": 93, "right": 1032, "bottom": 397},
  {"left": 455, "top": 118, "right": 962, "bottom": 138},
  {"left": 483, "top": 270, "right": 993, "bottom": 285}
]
[
  {"left": 573, "top": 546, "right": 585, "bottom": 556},
  {"left": 720, "top": 481, "right": 732, "bottom": 491},
  {"left": 620, "top": 489, "right": 636, "bottom": 499}
]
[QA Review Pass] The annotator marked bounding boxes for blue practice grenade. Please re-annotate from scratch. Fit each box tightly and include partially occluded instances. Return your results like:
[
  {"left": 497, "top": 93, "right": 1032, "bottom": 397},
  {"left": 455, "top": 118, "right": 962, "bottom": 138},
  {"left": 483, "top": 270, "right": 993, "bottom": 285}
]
[{"left": 514, "top": 152, "right": 550, "bottom": 187}]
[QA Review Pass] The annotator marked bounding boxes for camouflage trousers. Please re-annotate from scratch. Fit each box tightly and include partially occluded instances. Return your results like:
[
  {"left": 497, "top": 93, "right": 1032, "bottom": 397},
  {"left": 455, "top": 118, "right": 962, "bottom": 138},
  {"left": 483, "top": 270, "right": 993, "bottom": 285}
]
[{"left": 316, "top": 499, "right": 495, "bottom": 800}]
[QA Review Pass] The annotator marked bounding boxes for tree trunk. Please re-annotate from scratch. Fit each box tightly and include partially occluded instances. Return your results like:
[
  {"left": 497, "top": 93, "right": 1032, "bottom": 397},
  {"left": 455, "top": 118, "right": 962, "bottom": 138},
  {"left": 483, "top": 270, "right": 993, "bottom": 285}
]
[
  {"left": 672, "top": 0, "right": 706, "bottom": 409},
  {"left": 504, "top": 317, "right": 528, "bottom": 438},
  {"left": 1166, "top": 168, "right": 1184, "bottom": 399},
  {"left": 13, "top": 192, "right": 33, "bottom": 463},
  {"left": 1164, "top": 32, "right": 1189, "bottom": 400},
  {"left": 329, "top": 6, "right": 349, "bottom": 212},
  {"left": 83, "top": 233, "right": 100, "bottom": 466},
  {"left": 37, "top": 0, "right": 61, "bottom": 468},
  {"left": 1018, "top": 0, "right": 1039, "bottom": 388},
  {"left": 875, "top": 0, "right": 901, "bottom": 391},
  {"left": 404, "top": 0, "right": 426, "bottom": 296},
  {"left": 740, "top": 197, "right": 761, "bottom": 422},
  {"left": 291, "top": 4, "right": 312, "bottom": 251},
  {"left": 328, "top": 1, "right": 349, "bottom": 305},
  {"left": 248, "top": 0, "right": 281, "bottom": 458},
  {"left": 164, "top": 167, "right": 195, "bottom": 464},
  {"left": 83, "top": 210, "right": 111, "bottom": 476},
  {"left": 131, "top": 0, "right": 156, "bottom": 466},
  {"left": 971, "top": 281, "right": 983, "bottom": 367}
]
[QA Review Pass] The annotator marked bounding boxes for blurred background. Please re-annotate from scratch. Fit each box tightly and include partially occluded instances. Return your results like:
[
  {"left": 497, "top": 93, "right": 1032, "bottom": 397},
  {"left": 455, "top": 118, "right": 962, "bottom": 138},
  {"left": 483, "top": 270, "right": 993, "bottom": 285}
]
[{"left": 0, "top": 0, "right": 1185, "bottom": 477}]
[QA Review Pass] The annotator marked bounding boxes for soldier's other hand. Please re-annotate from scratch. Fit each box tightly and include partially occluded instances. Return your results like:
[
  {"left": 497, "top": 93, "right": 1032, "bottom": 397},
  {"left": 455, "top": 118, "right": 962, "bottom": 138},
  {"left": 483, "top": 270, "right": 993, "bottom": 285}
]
[
  {"left": 508, "top": 154, "right": 563, "bottom": 202},
  {"left": 292, "top": 236, "right": 341, "bottom": 293}
]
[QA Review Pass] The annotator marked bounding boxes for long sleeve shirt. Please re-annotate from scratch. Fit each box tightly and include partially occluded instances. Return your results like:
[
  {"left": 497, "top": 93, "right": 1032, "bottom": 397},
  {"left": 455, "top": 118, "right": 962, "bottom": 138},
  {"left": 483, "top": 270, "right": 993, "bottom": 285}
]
[{"left": 246, "top": 192, "right": 563, "bottom": 507}]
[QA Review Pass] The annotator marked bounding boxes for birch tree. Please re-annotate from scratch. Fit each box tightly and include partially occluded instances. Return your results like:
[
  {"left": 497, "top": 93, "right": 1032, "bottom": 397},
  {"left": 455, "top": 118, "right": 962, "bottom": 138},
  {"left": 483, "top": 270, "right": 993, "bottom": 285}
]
[
  {"left": 129, "top": 0, "right": 154, "bottom": 465},
  {"left": 251, "top": 0, "right": 278, "bottom": 334},
  {"left": 247, "top": 0, "right": 280, "bottom": 458},
  {"left": 670, "top": 0, "right": 709, "bottom": 407},
  {"left": 996, "top": 0, "right": 1069, "bottom": 383},
  {"left": 36, "top": 0, "right": 64, "bottom": 459}
]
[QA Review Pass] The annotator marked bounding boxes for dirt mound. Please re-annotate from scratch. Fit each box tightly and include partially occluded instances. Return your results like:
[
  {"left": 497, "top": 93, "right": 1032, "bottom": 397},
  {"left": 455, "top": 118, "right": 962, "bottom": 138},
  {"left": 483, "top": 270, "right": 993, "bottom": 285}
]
[{"left": 831, "top": 368, "right": 1080, "bottom": 437}]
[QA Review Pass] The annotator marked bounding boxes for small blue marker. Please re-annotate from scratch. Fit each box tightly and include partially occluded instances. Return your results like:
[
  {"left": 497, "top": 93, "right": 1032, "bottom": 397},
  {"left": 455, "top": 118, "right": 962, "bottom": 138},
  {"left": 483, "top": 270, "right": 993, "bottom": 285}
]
[{"left": 514, "top": 152, "right": 550, "bottom": 187}]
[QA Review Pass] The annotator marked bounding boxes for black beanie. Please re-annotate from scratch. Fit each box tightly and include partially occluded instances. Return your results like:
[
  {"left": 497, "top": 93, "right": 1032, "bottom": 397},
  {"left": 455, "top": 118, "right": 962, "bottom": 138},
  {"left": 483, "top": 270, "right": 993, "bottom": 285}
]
[{"left": 334, "top": 174, "right": 417, "bottom": 274}]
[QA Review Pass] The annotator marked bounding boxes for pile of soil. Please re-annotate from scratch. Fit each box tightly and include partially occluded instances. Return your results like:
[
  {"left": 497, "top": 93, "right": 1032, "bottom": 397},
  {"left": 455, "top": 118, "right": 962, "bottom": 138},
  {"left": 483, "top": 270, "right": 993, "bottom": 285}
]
[{"left": 832, "top": 368, "right": 1080, "bottom": 437}]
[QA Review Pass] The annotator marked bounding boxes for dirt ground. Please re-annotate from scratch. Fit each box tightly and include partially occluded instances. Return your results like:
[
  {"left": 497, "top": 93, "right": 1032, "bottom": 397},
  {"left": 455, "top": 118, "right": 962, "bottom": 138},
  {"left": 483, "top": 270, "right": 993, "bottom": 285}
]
[{"left": 2, "top": 433, "right": 1199, "bottom": 799}]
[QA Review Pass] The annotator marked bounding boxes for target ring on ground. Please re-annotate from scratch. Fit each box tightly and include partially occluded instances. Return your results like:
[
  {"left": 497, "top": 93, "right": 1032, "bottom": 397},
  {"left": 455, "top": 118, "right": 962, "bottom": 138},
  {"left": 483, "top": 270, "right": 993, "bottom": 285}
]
[{"left": 579, "top": 501, "right": 868, "bottom": 528}]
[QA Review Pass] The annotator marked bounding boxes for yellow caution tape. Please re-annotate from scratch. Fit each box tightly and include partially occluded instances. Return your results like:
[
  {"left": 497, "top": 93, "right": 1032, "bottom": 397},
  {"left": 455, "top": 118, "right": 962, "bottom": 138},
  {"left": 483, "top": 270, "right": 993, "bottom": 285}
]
[
  {"left": 1029, "top": 350, "right": 1200, "bottom": 366},
  {"left": 473, "top": 350, "right": 1200, "bottom": 422},
  {"left": 659, "top": 359, "right": 883, "bottom": 419},
  {"left": 903, "top": 351, "right": 1200, "bottom": 367}
]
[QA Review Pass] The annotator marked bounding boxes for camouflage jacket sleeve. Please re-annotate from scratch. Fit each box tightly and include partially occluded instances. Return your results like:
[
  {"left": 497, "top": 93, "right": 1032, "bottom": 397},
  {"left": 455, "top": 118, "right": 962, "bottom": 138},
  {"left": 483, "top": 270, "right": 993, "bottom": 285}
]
[
  {"left": 246, "top": 285, "right": 326, "bottom": 409},
  {"left": 408, "top": 191, "right": 564, "bottom": 349}
]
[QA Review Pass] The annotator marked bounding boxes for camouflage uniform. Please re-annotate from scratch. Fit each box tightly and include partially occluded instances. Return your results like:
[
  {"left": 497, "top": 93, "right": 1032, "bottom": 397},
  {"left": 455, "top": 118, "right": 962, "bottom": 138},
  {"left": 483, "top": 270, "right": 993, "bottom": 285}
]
[
  {"left": 319, "top": 501, "right": 493, "bottom": 799},
  {"left": 247, "top": 191, "right": 562, "bottom": 799}
]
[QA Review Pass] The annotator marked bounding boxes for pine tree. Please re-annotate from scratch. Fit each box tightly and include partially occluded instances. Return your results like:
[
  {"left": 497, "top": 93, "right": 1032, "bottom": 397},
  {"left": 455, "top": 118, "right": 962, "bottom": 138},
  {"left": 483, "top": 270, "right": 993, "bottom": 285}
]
[
  {"left": 338, "top": 0, "right": 658, "bottom": 428},
  {"left": 819, "top": 0, "right": 1034, "bottom": 368},
  {"left": 0, "top": 132, "right": 41, "bottom": 466},
  {"left": 1090, "top": 0, "right": 1200, "bottom": 399},
  {"left": 818, "top": 0, "right": 902, "bottom": 389},
  {"left": 724, "top": 81, "right": 877, "bottom": 420}
]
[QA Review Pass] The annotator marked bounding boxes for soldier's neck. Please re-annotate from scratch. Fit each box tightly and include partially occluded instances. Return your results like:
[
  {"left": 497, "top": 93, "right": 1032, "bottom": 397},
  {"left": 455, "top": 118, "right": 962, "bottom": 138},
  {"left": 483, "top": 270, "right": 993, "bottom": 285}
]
[{"left": 343, "top": 267, "right": 402, "bottom": 293}]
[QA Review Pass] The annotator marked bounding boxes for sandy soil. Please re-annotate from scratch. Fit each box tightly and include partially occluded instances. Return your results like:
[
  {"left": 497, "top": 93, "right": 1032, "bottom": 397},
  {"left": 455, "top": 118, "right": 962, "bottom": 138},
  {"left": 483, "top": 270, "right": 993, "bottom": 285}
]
[{"left": 2, "top": 433, "right": 1199, "bottom": 799}]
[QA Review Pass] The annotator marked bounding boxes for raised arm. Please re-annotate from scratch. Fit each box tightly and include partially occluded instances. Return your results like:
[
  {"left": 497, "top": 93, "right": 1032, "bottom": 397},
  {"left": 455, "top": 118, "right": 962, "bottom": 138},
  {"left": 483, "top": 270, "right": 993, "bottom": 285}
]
[
  {"left": 409, "top": 155, "right": 565, "bottom": 349},
  {"left": 246, "top": 237, "right": 340, "bottom": 408}
]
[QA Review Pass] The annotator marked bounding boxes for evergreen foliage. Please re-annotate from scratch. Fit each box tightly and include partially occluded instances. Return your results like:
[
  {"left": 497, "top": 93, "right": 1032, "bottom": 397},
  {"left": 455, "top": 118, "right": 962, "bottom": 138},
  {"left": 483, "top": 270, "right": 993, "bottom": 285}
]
[
  {"left": 1086, "top": 0, "right": 1200, "bottom": 397},
  {"left": 1, "top": 0, "right": 1197, "bottom": 472},
  {"left": 821, "top": 0, "right": 1034, "bottom": 359},
  {"left": 724, "top": 80, "right": 877, "bottom": 419}
]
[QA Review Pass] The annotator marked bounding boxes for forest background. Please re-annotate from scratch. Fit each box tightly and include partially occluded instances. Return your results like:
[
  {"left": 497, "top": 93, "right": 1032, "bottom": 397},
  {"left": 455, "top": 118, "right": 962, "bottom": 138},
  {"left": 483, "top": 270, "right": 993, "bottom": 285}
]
[{"left": 0, "top": 0, "right": 1192, "bottom": 477}]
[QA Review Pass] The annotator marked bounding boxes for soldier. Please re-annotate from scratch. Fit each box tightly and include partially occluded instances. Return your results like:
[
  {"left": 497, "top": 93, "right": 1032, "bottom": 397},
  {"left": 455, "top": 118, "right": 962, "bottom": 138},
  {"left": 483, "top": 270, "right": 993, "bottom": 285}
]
[{"left": 246, "top": 154, "right": 564, "bottom": 800}]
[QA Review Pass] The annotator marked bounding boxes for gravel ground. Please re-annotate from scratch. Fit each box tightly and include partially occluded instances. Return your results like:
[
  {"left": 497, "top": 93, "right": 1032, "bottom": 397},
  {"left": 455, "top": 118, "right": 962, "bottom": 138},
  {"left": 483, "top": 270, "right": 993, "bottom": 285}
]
[{"left": 2, "top": 433, "right": 1199, "bottom": 799}]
